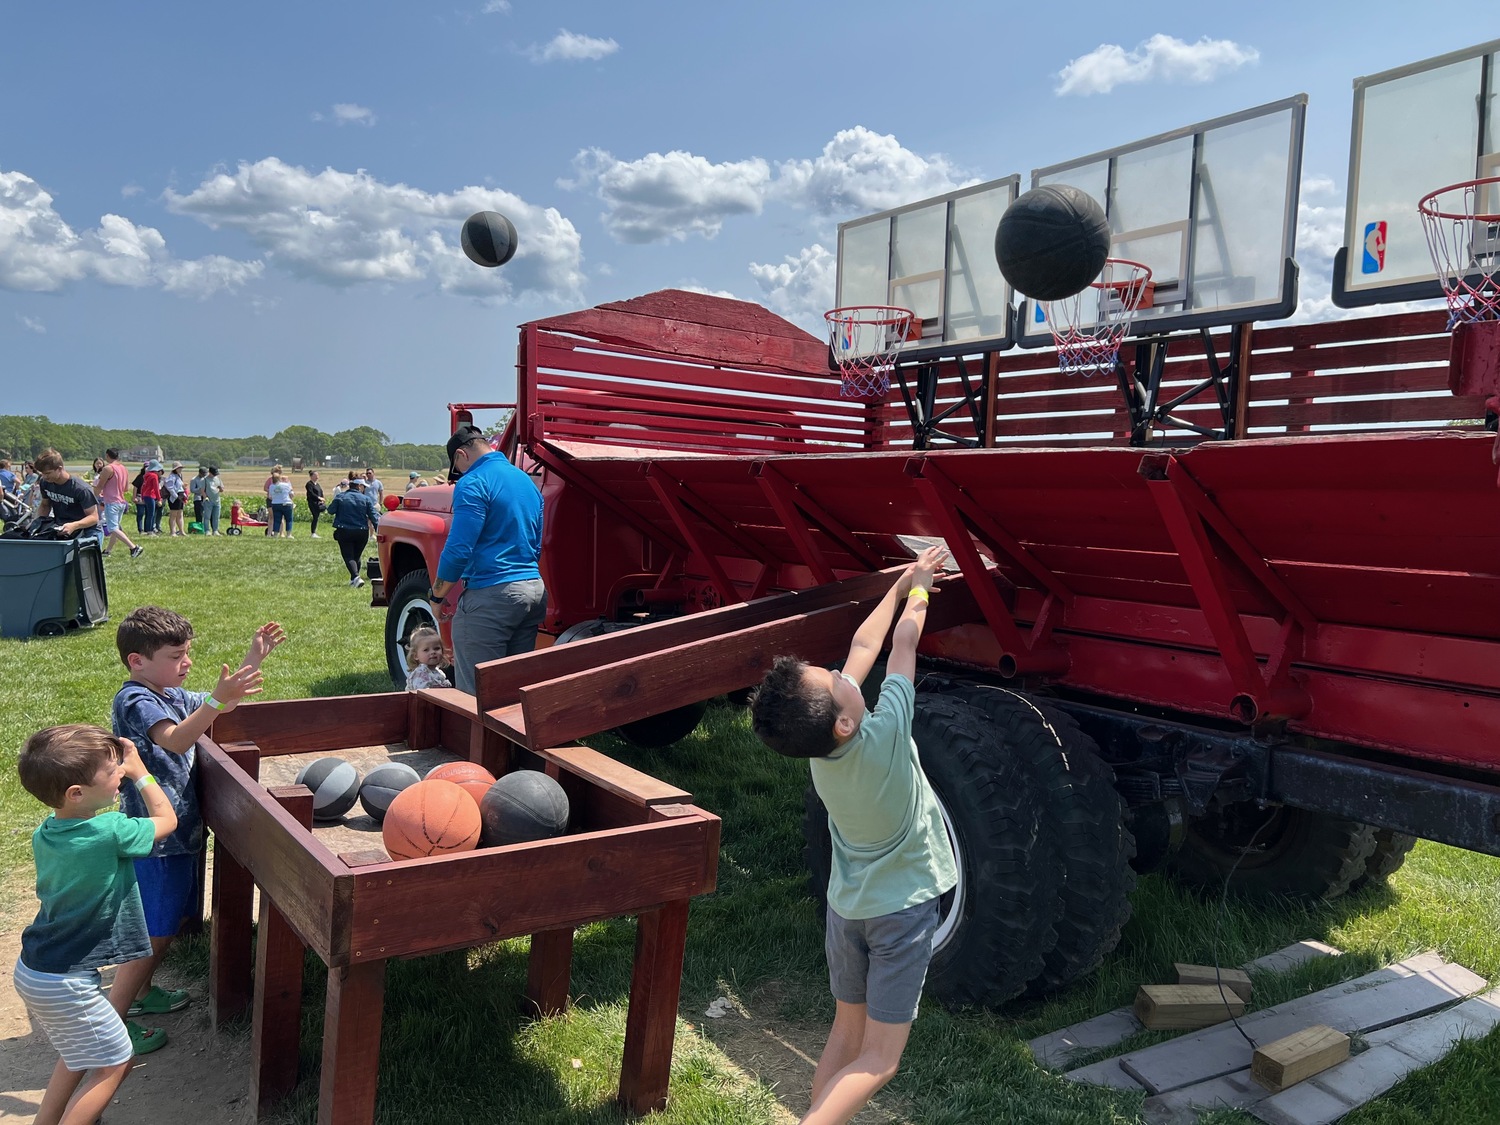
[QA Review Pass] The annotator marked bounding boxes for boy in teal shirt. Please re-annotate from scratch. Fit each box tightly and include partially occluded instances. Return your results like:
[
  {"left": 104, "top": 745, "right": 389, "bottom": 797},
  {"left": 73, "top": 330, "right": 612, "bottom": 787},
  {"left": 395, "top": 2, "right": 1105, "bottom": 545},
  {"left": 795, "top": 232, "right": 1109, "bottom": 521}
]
[
  {"left": 14, "top": 724, "right": 178, "bottom": 1125},
  {"left": 749, "top": 546, "right": 956, "bottom": 1125}
]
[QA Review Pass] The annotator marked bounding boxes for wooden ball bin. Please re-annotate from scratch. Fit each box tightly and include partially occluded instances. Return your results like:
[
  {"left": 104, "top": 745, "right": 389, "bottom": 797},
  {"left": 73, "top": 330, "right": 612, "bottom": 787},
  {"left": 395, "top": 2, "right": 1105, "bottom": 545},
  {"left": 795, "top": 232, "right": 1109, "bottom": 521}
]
[{"left": 201, "top": 686, "right": 719, "bottom": 1125}]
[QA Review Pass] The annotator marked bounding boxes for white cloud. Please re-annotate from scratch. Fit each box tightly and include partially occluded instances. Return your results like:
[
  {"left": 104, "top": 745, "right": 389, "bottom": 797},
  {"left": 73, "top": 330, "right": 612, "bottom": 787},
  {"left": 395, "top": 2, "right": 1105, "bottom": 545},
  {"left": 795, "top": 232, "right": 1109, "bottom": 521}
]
[
  {"left": 1056, "top": 34, "right": 1259, "bottom": 96},
  {"left": 121, "top": 183, "right": 142, "bottom": 198},
  {"left": 567, "top": 127, "right": 971, "bottom": 245},
  {"left": 481, "top": 0, "right": 510, "bottom": 11},
  {"left": 565, "top": 148, "right": 769, "bottom": 243},
  {"left": 165, "top": 157, "right": 584, "bottom": 300},
  {"left": 677, "top": 283, "right": 743, "bottom": 301},
  {"left": 528, "top": 30, "right": 618, "bottom": 63},
  {"left": 333, "top": 103, "right": 376, "bottom": 127},
  {"left": 0, "top": 167, "right": 263, "bottom": 297},
  {"left": 748, "top": 243, "right": 836, "bottom": 331},
  {"left": 18, "top": 314, "right": 45, "bottom": 334},
  {"left": 773, "top": 127, "right": 972, "bottom": 215}
]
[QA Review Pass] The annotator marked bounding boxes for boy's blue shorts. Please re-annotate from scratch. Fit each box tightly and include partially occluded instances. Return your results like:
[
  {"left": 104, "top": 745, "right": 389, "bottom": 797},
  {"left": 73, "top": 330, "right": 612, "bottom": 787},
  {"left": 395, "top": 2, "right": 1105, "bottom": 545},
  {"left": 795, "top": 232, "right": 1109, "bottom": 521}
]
[{"left": 136, "top": 853, "right": 201, "bottom": 939}]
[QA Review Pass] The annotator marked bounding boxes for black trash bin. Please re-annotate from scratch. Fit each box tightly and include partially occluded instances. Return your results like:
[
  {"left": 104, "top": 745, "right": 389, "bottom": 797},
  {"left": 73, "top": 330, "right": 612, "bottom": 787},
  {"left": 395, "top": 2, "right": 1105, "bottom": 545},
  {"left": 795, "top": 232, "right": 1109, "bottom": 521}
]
[{"left": 0, "top": 537, "right": 109, "bottom": 638}]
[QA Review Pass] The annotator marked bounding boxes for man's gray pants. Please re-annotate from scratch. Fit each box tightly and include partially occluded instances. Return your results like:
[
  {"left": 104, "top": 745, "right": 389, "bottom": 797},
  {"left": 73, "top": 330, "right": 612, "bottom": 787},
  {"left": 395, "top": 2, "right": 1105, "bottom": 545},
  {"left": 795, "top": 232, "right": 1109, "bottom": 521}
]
[{"left": 451, "top": 578, "right": 548, "bottom": 694}]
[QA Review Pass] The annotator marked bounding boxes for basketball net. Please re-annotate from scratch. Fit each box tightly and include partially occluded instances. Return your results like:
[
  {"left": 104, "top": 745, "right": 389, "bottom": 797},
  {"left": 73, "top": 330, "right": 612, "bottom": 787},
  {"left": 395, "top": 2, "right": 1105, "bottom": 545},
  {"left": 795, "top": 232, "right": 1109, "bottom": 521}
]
[
  {"left": 824, "top": 306, "right": 915, "bottom": 398},
  {"left": 1418, "top": 176, "right": 1500, "bottom": 326},
  {"left": 1041, "top": 259, "right": 1154, "bottom": 378}
]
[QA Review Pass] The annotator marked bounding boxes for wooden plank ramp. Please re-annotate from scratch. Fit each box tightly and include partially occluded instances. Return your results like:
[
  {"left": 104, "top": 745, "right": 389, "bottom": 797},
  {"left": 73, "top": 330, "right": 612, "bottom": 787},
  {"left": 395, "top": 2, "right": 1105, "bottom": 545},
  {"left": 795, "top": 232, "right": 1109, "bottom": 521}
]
[
  {"left": 1108, "top": 954, "right": 1491, "bottom": 1124},
  {"left": 1032, "top": 941, "right": 1340, "bottom": 1071}
]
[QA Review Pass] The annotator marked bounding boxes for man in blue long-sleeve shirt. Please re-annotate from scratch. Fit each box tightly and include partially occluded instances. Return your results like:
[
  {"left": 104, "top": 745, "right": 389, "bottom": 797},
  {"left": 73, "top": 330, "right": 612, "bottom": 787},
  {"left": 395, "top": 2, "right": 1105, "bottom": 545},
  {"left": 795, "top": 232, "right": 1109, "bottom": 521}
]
[{"left": 428, "top": 426, "right": 546, "bottom": 694}]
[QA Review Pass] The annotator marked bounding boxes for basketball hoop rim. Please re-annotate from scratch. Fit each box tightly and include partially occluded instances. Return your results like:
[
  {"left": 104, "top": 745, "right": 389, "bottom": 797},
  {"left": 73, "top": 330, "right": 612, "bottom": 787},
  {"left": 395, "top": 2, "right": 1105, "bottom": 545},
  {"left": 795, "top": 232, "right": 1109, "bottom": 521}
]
[
  {"left": 1089, "top": 258, "right": 1153, "bottom": 290},
  {"left": 1418, "top": 175, "right": 1500, "bottom": 223},
  {"left": 824, "top": 305, "right": 915, "bottom": 327}
]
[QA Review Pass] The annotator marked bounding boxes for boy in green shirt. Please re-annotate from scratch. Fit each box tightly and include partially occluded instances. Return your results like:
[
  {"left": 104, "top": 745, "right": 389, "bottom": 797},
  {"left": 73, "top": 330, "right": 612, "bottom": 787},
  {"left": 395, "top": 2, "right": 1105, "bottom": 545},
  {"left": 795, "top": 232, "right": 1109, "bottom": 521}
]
[
  {"left": 749, "top": 546, "right": 957, "bottom": 1125},
  {"left": 13, "top": 724, "right": 178, "bottom": 1125}
]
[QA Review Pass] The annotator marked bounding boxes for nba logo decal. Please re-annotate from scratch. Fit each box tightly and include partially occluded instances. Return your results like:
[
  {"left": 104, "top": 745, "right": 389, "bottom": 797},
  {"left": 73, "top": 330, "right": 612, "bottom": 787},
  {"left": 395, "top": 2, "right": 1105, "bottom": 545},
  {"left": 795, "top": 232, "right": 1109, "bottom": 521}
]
[
  {"left": 1034, "top": 303, "right": 1047, "bottom": 324},
  {"left": 1361, "top": 221, "right": 1387, "bottom": 273}
]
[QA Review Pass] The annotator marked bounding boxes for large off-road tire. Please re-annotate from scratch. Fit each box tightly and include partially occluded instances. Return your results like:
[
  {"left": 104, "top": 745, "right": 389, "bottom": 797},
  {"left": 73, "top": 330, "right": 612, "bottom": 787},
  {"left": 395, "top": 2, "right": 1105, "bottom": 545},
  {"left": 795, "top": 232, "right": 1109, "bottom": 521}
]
[
  {"left": 555, "top": 619, "right": 706, "bottom": 749},
  {"left": 1354, "top": 828, "right": 1417, "bottom": 891},
  {"left": 932, "top": 683, "right": 1136, "bottom": 996},
  {"left": 1167, "top": 804, "right": 1378, "bottom": 901},
  {"left": 803, "top": 694, "right": 1062, "bottom": 1009},
  {"left": 385, "top": 568, "right": 439, "bottom": 688}
]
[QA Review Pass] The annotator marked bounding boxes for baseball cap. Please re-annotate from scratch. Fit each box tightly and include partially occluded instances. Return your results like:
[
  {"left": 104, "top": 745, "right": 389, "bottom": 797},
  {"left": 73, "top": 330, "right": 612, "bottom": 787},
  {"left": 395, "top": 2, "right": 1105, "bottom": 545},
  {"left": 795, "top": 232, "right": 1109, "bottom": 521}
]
[
  {"left": 445, "top": 425, "right": 485, "bottom": 479},
  {"left": 409, "top": 471, "right": 419, "bottom": 479}
]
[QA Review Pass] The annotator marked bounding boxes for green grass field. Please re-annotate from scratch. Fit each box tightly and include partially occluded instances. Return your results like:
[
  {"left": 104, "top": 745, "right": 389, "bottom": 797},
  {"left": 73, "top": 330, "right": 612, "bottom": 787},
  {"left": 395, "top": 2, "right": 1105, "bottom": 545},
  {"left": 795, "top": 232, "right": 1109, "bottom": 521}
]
[{"left": 3, "top": 535, "right": 1499, "bottom": 1123}]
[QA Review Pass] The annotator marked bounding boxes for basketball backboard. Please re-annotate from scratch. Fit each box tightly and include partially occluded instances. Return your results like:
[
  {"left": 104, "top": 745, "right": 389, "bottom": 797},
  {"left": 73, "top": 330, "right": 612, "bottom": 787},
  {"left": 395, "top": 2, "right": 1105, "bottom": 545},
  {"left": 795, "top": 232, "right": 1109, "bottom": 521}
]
[
  {"left": 835, "top": 176, "right": 1020, "bottom": 361},
  {"left": 1016, "top": 95, "right": 1307, "bottom": 347},
  {"left": 1333, "top": 40, "right": 1500, "bottom": 308}
]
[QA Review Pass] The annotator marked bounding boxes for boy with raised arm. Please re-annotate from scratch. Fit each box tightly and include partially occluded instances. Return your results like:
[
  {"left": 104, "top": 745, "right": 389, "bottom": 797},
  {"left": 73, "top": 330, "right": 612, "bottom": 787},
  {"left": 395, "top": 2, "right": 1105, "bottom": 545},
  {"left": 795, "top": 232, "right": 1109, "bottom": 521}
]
[
  {"left": 748, "top": 546, "right": 956, "bottom": 1125},
  {"left": 109, "top": 607, "right": 285, "bottom": 1036}
]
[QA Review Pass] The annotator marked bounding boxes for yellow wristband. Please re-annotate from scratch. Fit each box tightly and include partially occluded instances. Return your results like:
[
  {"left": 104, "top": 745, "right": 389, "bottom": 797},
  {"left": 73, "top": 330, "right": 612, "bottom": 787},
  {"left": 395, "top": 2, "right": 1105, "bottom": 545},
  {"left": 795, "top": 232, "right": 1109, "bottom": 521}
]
[
  {"left": 134, "top": 774, "right": 157, "bottom": 790},
  {"left": 907, "top": 587, "right": 930, "bottom": 603},
  {"left": 205, "top": 696, "right": 226, "bottom": 711}
]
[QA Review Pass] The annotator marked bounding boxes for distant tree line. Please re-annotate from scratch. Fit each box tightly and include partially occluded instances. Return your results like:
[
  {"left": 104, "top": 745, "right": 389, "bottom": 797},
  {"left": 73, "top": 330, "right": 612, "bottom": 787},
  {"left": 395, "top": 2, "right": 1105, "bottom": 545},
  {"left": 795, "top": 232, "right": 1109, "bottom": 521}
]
[{"left": 0, "top": 416, "right": 445, "bottom": 470}]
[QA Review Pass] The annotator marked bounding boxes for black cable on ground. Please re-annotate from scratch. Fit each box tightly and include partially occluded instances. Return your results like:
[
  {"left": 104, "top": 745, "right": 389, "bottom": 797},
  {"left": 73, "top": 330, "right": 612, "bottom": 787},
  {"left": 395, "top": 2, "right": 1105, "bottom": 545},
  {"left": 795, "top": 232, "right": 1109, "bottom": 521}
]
[{"left": 1212, "top": 812, "right": 1274, "bottom": 1050}]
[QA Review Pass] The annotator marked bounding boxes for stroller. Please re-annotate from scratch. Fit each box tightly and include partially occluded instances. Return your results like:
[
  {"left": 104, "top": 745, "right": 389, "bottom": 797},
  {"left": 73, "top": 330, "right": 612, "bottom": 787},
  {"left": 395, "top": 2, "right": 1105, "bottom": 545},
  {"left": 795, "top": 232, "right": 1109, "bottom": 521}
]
[
  {"left": 226, "top": 500, "right": 270, "bottom": 536},
  {"left": 0, "top": 488, "right": 33, "bottom": 535}
]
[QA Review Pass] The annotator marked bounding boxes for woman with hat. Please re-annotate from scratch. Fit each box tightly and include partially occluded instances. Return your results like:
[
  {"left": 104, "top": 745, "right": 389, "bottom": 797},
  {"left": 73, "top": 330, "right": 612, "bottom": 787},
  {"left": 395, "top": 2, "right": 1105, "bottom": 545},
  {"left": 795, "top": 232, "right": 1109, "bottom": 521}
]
[{"left": 163, "top": 462, "right": 188, "bottom": 536}]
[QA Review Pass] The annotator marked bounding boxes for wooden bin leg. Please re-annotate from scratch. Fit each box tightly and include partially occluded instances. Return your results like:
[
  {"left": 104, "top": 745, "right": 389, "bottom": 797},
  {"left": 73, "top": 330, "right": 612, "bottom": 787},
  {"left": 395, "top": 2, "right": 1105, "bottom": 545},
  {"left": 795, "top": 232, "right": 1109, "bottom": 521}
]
[
  {"left": 524, "top": 928, "right": 574, "bottom": 1017},
  {"left": 617, "top": 899, "right": 690, "bottom": 1115},
  {"left": 210, "top": 743, "right": 260, "bottom": 1029},
  {"left": 318, "top": 959, "right": 387, "bottom": 1125},
  {"left": 252, "top": 786, "right": 312, "bottom": 1117}
]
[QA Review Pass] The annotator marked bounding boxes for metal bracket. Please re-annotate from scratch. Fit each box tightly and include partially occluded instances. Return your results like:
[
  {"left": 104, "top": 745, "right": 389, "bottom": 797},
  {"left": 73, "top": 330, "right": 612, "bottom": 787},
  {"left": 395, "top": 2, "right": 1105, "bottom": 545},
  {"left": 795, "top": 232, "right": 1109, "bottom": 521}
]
[
  {"left": 905, "top": 455, "right": 1070, "bottom": 676},
  {"left": 750, "top": 462, "right": 887, "bottom": 579},
  {"left": 891, "top": 353, "right": 993, "bottom": 449},
  {"left": 1117, "top": 325, "right": 1247, "bottom": 445},
  {"left": 1139, "top": 452, "right": 1314, "bottom": 723},
  {"left": 643, "top": 466, "right": 764, "bottom": 606}
]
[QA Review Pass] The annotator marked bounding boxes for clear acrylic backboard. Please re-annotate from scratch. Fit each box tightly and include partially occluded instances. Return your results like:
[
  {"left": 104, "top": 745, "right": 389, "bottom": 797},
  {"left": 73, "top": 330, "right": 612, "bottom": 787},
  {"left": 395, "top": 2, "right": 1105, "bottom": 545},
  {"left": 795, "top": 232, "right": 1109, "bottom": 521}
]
[
  {"left": 1333, "top": 39, "right": 1500, "bottom": 308},
  {"left": 835, "top": 176, "right": 1020, "bottom": 362},
  {"left": 1017, "top": 95, "right": 1307, "bottom": 346}
]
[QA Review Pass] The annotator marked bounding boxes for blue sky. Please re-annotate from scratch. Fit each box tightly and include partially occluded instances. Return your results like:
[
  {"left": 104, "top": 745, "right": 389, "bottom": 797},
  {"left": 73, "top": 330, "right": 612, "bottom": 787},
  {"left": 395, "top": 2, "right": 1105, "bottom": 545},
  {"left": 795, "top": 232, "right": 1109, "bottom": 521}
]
[{"left": 0, "top": 2, "right": 1473, "bottom": 443}]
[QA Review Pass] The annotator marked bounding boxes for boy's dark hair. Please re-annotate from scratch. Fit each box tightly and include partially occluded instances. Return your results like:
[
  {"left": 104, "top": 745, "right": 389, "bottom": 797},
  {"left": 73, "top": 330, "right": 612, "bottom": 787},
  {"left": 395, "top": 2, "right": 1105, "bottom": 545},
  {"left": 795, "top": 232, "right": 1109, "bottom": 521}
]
[
  {"left": 33, "top": 449, "right": 63, "bottom": 473},
  {"left": 19, "top": 725, "right": 126, "bottom": 807},
  {"left": 748, "top": 656, "right": 840, "bottom": 759},
  {"left": 117, "top": 605, "right": 195, "bottom": 666},
  {"left": 105, "top": 448, "right": 120, "bottom": 460}
]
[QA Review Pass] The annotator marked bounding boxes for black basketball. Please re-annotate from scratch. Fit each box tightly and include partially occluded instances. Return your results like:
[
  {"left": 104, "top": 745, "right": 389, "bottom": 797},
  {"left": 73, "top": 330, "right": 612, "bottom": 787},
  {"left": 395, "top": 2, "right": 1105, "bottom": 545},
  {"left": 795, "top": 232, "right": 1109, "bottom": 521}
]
[
  {"left": 994, "top": 185, "right": 1112, "bottom": 301},
  {"left": 358, "top": 762, "right": 422, "bottom": 824},
  {"left": 293, "top": 757, "right": 361, "bottom": 822},
  {"left": 479, "top": 771, "right": 570, "bottom": 847},
  {"left": 461, "top": 211, "right": 518, "bottom": 268}
]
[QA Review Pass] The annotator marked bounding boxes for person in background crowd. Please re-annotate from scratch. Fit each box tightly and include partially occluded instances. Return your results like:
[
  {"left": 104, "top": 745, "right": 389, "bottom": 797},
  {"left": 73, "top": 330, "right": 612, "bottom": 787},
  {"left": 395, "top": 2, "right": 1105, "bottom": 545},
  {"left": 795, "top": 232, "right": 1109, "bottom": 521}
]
[
  {"left": 0, "top": 458, "right": 16, "bottom": 495},
  {"left": 162, "top": 463, "right": 187, "bottom": 537},
  {"left": 88, "top": 457, "right": 105, "bottom": 485},
  {"left": 363, "top": 467, "right": 384, "bottom": 508},
  {"left": 201, "top": 467, "right": 223, "bottom": 535},
  {"left": 139, "top": 461, "right": 162, "bottom": 537},
  {"left": 405, "top": 471, "right": 421, "bottom": 493},
  {"left": 305, "top": 470, "right": 325, "bottom": 538},
  {"left": 262, "top": 464, "right": 283, "bottom": 507},
  {"left": 267, "top": 471, "right": 295, "bottom": 538},
  {"left": 131, "top": 464, "right": 147, "bottom": 534},
  {"left": 190, "top": 467, "right": 207, "bottom": 528},
  {"left": 326, "top": 478, "right": 379, "bottom": 587},
  {"left": 95, "top": 450, "right": 144, "bottom": 559}
]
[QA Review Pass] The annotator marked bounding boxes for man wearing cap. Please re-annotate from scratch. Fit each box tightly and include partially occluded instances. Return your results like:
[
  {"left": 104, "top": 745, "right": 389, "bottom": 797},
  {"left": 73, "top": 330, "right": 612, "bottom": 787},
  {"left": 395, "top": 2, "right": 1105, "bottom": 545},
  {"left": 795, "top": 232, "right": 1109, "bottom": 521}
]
[{"left": 428, "top": 426, "right": 545, "bottom": 694}]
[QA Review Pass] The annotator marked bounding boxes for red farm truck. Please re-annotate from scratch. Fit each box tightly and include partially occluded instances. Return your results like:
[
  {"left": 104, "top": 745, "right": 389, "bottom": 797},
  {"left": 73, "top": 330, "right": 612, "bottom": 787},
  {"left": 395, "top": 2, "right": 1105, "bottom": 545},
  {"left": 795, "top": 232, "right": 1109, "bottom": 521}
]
[{"left": 372, "top": 285, "right": 1500, "bottom": 1008}]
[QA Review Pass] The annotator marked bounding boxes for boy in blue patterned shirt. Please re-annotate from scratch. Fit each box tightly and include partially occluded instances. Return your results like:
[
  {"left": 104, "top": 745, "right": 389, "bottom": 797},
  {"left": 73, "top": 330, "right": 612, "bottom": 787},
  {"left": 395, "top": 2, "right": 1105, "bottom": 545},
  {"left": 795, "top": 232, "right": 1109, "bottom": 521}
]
[
  {"left": 14, "top": 725, "right": 177, "bottom": 1124},
  {"left": 109, "top": 606, "right": 285, "bottom": 1033}
]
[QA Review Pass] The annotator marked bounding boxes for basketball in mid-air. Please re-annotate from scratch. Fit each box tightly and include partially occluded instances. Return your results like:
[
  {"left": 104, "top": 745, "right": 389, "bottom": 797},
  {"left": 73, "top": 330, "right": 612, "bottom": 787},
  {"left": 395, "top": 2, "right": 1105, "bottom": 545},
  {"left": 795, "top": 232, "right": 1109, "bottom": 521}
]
[
  {"left": 381, "top": 779, "right": 482, "bottom": 861},
  {"left": 461, "top": 211, "right": 518, "bottom": 268},
  {"left": 994, "top": 185, "right": 1112, "bottom": 302}
]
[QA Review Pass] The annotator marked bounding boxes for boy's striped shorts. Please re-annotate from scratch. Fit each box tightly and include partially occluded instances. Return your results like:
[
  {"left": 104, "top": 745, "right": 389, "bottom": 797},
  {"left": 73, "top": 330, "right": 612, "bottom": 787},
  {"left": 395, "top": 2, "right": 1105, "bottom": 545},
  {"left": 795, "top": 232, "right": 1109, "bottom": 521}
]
[{"left": 12, "top": 958, "right": 133, "bottom": 1071}]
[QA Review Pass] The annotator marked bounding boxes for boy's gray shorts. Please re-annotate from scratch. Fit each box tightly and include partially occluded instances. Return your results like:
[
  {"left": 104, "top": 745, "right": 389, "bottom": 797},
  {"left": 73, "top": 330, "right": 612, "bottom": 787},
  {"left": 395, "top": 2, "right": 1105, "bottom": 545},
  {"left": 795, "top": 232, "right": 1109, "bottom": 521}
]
[{"left": 826, "top": 897, "right": 940, "bottom": 1024}]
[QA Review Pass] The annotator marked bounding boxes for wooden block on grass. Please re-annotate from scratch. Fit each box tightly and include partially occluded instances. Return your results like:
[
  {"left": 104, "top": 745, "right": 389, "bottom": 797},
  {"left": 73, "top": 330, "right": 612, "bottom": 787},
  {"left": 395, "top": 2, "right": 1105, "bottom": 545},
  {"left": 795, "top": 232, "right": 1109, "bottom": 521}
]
[
  {"left": 1135, "top": 984, "right": 1247, "bottom": 1030},
  {"left": 1175, "top": 963, "right": 1253, "bottom": 1003},
  {"left": 1252, "top": 1024, "right": 1350, "bottom": 1092}
]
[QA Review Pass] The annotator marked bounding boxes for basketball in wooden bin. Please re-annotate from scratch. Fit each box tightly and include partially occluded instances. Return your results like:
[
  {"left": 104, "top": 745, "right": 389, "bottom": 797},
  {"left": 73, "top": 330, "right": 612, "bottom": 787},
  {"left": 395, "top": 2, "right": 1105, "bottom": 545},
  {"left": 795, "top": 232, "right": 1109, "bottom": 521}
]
[{"left": 200, "top": 689, "right": 721, "bottom": 1125}]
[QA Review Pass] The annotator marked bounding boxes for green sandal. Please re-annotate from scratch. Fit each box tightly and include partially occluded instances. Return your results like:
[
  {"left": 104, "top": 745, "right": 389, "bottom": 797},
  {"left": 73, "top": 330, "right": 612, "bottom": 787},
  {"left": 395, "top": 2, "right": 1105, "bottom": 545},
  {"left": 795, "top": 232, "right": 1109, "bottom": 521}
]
[
  {"left": 128, "top": 1021, "right": 168, "bottom": 1056},
  {"left": 127, "top": 984, "right": 190, "bottom": 1015}
]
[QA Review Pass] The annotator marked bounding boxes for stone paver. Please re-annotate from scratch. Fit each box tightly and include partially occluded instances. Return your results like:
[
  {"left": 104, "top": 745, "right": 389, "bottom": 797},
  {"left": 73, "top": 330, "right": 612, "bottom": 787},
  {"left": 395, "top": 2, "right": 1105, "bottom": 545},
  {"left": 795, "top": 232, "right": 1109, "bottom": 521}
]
[
  {"left": 1061, "top": 1057, "right": 1146, "bottom": 1090},
  {"left": 1242, "top": 941, "right": 1342, "bottom": 976}
]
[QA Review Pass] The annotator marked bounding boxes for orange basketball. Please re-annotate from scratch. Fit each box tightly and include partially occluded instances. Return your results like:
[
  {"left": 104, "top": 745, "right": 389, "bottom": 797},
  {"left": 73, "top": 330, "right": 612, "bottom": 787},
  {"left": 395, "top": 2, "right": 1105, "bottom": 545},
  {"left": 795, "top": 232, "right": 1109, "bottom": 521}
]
[
  {"left": 425, "top": 761, "right": 497, "bottom": 808},
  {"left": 381, "top": 779, "right": 482, "bottom": 861}
]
